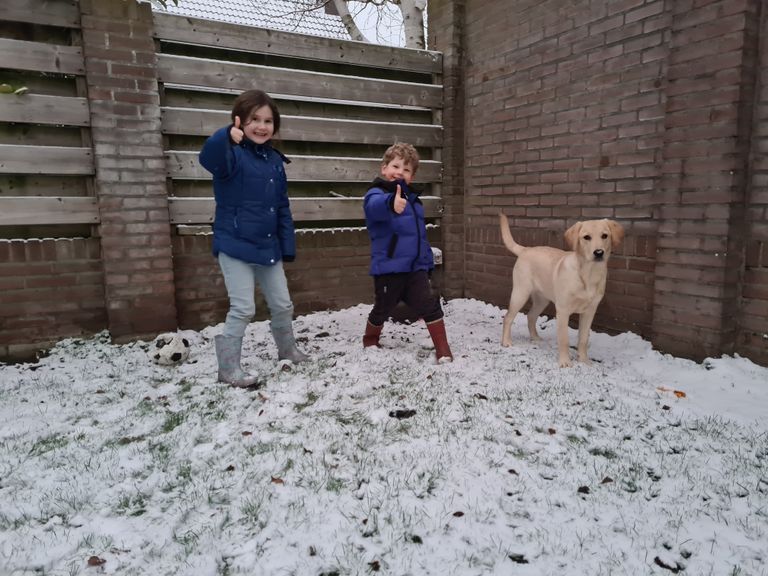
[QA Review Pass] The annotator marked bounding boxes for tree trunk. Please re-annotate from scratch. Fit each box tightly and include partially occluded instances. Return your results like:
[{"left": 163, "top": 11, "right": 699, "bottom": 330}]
[
  {"left": 399, "top": 0, "right": 426, "bottom": 49},
  {"left": 333, "top": 0, "right": 369, "bottom": 43}
]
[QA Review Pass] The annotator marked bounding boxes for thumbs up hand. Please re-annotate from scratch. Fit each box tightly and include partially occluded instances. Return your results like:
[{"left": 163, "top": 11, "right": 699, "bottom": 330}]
[
  {"left": 393, "top": 184, "right": 407, "bottom": 214},
  {"left": 230, "top": 116, "right": 244, "bottom": 144}
]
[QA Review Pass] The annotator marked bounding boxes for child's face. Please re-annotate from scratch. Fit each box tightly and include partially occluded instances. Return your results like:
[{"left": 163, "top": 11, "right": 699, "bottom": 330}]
[
  {"left": 380, "top": 156, "right": 414, "bottom": 184},
  {"left": 242, "top": 105, "right": 275, "bottom": 144}
]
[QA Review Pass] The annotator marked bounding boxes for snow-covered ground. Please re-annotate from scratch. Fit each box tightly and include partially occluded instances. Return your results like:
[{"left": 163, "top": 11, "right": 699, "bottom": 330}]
[{"left": 1, "top": 299, "right": 766, "bottom": 576}]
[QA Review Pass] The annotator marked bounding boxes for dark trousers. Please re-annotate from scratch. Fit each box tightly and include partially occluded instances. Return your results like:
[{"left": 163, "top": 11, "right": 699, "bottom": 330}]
[{"left": 368, "top": 270, "right": 443, "bottom": 326}]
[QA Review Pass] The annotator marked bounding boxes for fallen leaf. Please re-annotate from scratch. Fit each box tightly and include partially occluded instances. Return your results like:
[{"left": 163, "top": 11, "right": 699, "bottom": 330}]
[
  {"left": 271, "top": 476, "right": 284, "bottom": 485},
  {"left": 673, "top": 390, "right": 686, "bottom": 398},
  {"left": 87, "top": 556, "right": 106, "bottom": 566}
]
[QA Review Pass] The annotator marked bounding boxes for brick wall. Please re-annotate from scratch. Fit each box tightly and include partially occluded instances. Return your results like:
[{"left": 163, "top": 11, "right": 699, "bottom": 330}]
[
  {"left": 2, "top": 0, "right": 766, "bottom": 367},
  {"left": 0, "top": 239, "right": 106, "bottom": 358},
  {"left": 458, "top": 0, "right": 766, "bottom": 364},
  {"left": 428, "top": 0, "right": 466, "bottom": 299},
  {"left": 171, "top": 229, "right": 440, "bottom": 333},
  {"left": 79, "top": 0, "right": 178, "bottom": 342},
  {"left": 739, "top": 3, "right": 768, "bottom": 365},
  {"left": 653, "top": 0, "right": 759, "bottom": 359},
  {"left": 461, "top": 0, "right": 667, "bottom": 339}
]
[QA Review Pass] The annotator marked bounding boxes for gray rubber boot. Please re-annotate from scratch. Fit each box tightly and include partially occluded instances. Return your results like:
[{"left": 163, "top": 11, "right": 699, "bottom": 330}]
[
  {"left": 270, "top": 324, "right": 310, "bottom": 364},
  {"left": 214, "top": 335, "right": 262, "bottom": 388}
]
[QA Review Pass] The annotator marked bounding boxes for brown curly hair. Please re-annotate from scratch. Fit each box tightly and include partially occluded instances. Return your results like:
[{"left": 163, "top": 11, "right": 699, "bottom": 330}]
[{"left": 381, "top": 142, "right": 420, "bottom": 175}]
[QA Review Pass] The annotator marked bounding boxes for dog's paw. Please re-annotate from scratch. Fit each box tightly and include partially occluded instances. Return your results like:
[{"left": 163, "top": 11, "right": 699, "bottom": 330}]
[{"left": 559, "top": 357, "right": 572, "bottom": 368}]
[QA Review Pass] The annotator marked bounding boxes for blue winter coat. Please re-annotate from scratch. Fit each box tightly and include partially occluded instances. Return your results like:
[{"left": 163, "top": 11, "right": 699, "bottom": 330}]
[
  {"left": 198, "top": 126, "right": 296, "bottom": 265},
  {"left": 364, "top": 178, "right": 434, "bottom": 276}
]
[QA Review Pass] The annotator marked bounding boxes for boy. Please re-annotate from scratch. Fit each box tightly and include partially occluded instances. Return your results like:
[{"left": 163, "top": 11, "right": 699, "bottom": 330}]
[{"left": 362, "top": 142, "right": 453, "bottom": 363}]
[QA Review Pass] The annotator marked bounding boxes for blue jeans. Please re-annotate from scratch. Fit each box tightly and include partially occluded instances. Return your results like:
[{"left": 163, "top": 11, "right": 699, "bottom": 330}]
[{"left": 218, "top": 252, "right": 294, "bottom": 338}]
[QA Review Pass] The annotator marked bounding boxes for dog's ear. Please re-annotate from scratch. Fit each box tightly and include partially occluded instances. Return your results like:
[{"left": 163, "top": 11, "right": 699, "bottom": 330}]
[
  {"left": 564, "top": 222, "right": 581, "bottom": 250},
  {"left": 607, "top": 220, "right": 625, "bottom": 250}
]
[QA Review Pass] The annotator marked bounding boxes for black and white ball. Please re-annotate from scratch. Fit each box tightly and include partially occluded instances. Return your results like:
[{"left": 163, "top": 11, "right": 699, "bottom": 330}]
[{"left": 150, "top": 333, "right": 190, "bottom": 366}]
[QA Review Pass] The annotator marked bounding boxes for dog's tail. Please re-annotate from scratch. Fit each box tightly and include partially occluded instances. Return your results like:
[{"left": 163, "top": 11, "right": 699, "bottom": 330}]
[{"left": 499, "top": 212, "right": 525, "bottom": 256}]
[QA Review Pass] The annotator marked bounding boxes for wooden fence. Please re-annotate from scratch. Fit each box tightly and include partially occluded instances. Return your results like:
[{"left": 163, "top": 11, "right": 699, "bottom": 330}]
[
  {"left": 0, "top": 1, "right": 444, "bottom": 230},
  {"left": 0, "top": 0, "right": 446, "bottom": 358}
]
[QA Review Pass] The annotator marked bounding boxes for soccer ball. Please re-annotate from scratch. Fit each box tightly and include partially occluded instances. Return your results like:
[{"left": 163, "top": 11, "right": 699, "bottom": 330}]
[{"left": 149, "top": 333, "right": 190, "bottom": 366}]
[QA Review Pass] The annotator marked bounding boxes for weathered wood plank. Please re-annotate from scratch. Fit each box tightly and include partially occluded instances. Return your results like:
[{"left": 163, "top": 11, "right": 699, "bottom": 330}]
[
  {"left": 0, "top": 0, "right": 80, "bottom": 28},
  {"left": 169, "top": 196, "right": 443, "bottom": 224},
  {"left": 161, "top": 107, "right": 442, "bottom": 147},
  {"left": 152, "top": 12, "right": 442, "bottom": 75},
  {"left": 0, "top": 94, "right": 90, "bottom": 126},
  {"left": 166, "top": 151, "right": 442, "bottom": 182},
  {"left": 0, "top": 144, "right": 94, "bottom": 175},
  {"left": 0, "top": 196, "right": 99, "bottom": 225},
  {"left": 0, "top": 38, "right": 84, "bottom": 75},
  {"left": 157, "top": 54, "right": 442, "bottom": 109}
]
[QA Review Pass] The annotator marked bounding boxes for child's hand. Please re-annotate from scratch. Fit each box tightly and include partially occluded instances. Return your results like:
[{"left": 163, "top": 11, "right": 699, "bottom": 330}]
[
  {"left": 230, "top": 116, "right": 244, "bottom": 144},
  {"left": 393, "top": 184, "right": 407, "bottom": 214}
]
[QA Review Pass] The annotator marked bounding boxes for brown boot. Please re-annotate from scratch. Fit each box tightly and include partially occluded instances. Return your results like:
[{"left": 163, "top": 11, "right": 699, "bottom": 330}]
[
  {"left": 426, "top": 319, "right": 453, "bottom": 363},
  {"left": 363, "top": 321, "right": 383, "bottom": 348}
]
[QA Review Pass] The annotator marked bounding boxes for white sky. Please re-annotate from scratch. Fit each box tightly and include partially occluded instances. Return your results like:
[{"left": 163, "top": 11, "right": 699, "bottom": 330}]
[
  {"left": 1, "top": 298, "right": 767, "bottom": 575},
  {"left": 349, "top": 1, "right": 408, "bottom": 47}
]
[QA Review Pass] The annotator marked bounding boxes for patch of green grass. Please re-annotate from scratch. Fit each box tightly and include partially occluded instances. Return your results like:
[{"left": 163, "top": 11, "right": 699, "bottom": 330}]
[
  {"left": 326, "top": 476, "right": 345, "bottom": 493},
  {"left": 29, "top": 433, "right": 68, "bottom": 456},
  {"left": 294, "top": 390, "right": 319, "bottom": 412},
  {"left": 567, "top": 434, "right": 587, "bottom": 445},
  {"left": 588, "top": 446, "right": 617, "bottom": 459},
  {"left": 115, "top": 491, "right": 148, "bottom": 517},
  {"left": 174, "top": 528, "right": 200, "bottom": 555},
  {"left": 134, "top": 397, "right": 157, "bottom": 417},
  {"left": 241, "top": 492, "right": 270, "bottom": 529},
  {"left": 161, "top": 410, "right": 186, "bottom": 433},
  {"left": 148, "top": 440, "right": 172, "bottom": 467},
  {"left": 0, "top": 510, "right": 31, "bottom": 531}
]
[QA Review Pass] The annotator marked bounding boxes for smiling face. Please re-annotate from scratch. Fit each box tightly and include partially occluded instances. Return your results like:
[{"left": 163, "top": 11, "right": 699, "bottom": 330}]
[
  {"left": 380, "top": 156, "right": 415, "bottom": 185},
  {"left": 242, "top": 105, "right": 275, "bottom": 145}
]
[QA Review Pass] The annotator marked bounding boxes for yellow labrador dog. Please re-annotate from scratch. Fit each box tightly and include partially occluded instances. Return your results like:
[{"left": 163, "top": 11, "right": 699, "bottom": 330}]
[{"left": 499, "top": 213, "right": 624, "bottom": 367}]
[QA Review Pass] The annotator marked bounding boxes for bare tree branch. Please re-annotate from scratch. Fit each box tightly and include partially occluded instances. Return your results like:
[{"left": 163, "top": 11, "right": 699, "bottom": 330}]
[{"left": 332, "top": 0, "right": 369, "bottom": 42}]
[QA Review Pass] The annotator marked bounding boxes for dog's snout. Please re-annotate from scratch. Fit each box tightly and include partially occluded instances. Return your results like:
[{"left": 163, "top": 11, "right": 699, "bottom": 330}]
[{"left": 593, "top": 249, "right": 604, "bottom": 260}]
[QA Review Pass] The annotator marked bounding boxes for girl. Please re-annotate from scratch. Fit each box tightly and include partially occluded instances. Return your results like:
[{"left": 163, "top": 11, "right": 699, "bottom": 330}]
[{"left": 199, "top": 90, "right": 309, "bottom": 387}]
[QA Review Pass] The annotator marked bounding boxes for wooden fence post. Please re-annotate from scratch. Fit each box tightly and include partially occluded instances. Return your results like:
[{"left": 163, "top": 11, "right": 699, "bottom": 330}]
[{"left": 79, "top": 0, "right": 177, "bottom": 340}]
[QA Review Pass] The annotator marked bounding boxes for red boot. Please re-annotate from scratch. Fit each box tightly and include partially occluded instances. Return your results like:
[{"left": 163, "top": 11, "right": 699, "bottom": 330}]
[
  {"left": 426, "top": 319, "right": 453, "bottom": 363},
  {"left": 363, "top": 321, "right": 383, "bottom": 348}
]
